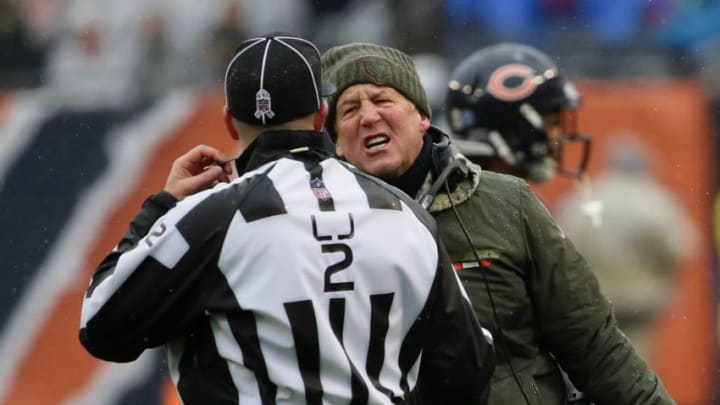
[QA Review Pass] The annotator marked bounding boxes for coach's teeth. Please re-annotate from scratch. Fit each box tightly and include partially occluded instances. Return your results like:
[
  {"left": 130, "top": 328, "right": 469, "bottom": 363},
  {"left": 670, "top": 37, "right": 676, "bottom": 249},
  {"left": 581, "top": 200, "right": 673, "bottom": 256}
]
[{"left": 366, "top": 135, "right": 389, "bottom": 149}]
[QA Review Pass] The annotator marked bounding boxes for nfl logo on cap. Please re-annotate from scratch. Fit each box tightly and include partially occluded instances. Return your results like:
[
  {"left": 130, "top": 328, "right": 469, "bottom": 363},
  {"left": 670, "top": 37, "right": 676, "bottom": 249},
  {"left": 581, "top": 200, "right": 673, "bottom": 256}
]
[
  {"left": 224, "top": 33, "right": 335, "bottom": 126},
  {"left": 255, "top": 89, "right": 275, "bottom": 120}
]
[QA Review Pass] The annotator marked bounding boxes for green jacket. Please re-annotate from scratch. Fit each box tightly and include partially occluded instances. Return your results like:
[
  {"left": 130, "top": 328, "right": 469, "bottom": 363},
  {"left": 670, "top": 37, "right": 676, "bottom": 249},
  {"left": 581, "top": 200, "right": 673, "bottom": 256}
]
[{"left": 417, "top": 131, "right": 675, "bottom": 405}]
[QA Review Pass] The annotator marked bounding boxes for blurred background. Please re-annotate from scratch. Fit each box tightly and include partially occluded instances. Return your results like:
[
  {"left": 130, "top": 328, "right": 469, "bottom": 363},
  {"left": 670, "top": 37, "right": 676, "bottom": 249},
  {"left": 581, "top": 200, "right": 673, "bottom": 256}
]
[{"left": 0, "top": 0, "right": 717, "bottom": 404}]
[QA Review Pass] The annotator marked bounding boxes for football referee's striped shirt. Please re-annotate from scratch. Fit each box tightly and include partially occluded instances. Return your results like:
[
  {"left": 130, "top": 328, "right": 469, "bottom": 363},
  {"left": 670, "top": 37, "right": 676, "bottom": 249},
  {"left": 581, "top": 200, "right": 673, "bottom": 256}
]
[{"left": 80, "top": 131, "right": 494, "bottom": 405}]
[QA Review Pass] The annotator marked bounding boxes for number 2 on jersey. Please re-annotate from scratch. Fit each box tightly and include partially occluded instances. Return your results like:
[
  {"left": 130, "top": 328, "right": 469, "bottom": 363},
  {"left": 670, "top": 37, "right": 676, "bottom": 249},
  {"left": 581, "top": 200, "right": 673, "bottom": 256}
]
[{"left": 322, "top": 243, "right": 354, "bottom": 292}]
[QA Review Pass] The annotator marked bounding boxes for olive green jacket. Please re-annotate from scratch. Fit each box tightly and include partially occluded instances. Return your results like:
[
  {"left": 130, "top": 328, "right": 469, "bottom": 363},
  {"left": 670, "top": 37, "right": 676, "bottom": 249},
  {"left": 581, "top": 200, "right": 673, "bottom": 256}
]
[{"left": 418, "top": 155, "right": 675, "bottom": 405}]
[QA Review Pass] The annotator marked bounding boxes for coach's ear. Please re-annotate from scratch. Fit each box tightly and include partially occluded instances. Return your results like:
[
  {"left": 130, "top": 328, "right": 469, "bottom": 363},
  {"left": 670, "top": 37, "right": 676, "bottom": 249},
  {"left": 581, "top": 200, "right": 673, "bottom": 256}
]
[{"left": 224, "top": 107, "right": 239, "bottom": 140}]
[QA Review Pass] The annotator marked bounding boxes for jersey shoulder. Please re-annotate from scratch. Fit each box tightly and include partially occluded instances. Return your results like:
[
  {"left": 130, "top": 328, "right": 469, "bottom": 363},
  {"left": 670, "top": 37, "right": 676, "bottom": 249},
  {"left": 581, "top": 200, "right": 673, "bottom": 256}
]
[{"left": 340, "top": 160, "right": 438, "bottom": 235}]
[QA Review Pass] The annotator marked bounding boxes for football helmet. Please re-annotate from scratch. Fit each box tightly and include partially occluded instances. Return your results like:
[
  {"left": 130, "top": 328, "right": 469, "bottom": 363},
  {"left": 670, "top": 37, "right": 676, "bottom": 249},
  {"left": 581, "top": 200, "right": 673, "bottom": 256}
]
[{"left": 445, "top": 43, "right": 591, "bottom": 183}]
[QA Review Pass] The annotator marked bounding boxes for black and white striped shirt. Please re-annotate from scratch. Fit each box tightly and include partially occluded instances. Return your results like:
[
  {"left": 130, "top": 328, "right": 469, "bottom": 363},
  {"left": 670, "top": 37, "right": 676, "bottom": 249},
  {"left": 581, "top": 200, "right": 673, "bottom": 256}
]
[{"left": 80, "top": 130, "right": 494, "bottom": 405}]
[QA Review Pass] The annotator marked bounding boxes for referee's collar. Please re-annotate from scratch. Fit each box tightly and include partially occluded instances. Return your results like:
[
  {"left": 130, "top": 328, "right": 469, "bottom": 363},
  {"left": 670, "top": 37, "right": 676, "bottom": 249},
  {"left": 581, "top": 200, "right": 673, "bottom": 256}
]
[{"left": 235, "top": 130, "right": 335, "bottom": 175}]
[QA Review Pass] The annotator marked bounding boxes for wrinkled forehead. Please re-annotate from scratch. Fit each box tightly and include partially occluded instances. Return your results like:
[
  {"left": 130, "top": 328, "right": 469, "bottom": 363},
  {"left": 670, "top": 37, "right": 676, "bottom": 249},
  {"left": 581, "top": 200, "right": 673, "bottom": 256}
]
[{"left": 337, "top": 83, "right": 407, "bottom": 105}]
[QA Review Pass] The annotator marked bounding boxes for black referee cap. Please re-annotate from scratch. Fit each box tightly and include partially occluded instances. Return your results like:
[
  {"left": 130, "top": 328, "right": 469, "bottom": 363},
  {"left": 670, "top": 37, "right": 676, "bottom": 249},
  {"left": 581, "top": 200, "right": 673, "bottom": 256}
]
[{"left": 224, "top": 33, "right": 336, "bottom": 126}]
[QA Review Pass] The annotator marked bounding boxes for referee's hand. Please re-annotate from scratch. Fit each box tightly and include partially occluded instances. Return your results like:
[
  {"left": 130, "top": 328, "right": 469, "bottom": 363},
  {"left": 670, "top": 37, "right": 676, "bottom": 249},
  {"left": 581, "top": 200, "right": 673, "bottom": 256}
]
[{"left": 164, "top": 145, "right": 234, "bottom": 200}]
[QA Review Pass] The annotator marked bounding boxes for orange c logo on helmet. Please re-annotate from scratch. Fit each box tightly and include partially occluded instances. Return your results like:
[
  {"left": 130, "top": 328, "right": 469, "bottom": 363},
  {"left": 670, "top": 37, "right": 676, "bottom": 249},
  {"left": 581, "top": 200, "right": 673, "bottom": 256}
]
[{"left": 487, "top": 64, "right": 538, "bottom": 101}]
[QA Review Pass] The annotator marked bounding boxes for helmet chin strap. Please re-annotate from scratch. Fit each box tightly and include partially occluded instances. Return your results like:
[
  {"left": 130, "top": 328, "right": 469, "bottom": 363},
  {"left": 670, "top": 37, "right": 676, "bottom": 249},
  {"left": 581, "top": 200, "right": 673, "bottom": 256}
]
[
  {"left": 488, "top": 130, "right": 517, "bottom": 165},
  {"left": 519, "top": 102, "right": 544, "bottom": 129}
]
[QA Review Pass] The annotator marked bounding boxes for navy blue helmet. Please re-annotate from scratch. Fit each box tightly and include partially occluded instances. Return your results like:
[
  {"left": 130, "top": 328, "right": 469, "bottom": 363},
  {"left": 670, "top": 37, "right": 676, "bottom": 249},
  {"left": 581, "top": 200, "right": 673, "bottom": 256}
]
[{"left": 445, "top": 43, "right": 591, "bottom": 182}]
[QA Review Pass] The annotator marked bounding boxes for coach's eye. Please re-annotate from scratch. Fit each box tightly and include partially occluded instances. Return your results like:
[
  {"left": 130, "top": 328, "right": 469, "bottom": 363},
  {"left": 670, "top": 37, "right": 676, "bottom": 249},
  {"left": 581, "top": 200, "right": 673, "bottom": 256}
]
[{"left": 341, "top": 106, "right": 358, "bottom": 116}]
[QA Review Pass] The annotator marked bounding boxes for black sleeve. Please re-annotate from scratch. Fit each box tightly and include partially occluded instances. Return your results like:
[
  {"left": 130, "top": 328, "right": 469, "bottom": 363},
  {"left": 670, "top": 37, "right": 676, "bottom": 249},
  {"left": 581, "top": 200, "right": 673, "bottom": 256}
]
[
  {"left": 79, "top": 191, "right": 196, "bottom": 362},
  {"left": 89, "top": 191, "right": 178, "bottom": 287},
  {"left": 80, "top": 186, "right": 240, "bottom": 363},
  {"left": 120, "top": 191, "right": 178, "bottom": 250},
  {"left": 413, "top": 240, "right": 496, "bottom": 404}
]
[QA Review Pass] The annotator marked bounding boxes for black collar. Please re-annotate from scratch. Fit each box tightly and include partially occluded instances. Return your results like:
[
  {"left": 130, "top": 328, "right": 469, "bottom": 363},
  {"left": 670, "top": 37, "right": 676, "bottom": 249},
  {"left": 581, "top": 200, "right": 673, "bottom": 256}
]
[
  {"left": 234, "top": 130, "right": 335, "bottom": 175},
  {"left": 386, "top": 126, "right": 469, "bottom": 198},
  {"left": 385, "top": 133, "right": 433, "bottom": 197}
]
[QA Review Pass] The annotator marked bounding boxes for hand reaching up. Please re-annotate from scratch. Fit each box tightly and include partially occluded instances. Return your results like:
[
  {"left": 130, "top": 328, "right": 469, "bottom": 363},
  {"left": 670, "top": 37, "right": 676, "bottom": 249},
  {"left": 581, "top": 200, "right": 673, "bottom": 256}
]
[{"left": 164, "top": 145, "right": 235, "bottom": 200}]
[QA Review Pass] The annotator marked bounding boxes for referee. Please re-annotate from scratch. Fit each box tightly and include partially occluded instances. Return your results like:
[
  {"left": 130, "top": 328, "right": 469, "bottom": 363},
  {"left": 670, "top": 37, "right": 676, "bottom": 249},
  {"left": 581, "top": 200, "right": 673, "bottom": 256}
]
[{"left": 79, "top": 33, "right": 494, "bottom": 405}]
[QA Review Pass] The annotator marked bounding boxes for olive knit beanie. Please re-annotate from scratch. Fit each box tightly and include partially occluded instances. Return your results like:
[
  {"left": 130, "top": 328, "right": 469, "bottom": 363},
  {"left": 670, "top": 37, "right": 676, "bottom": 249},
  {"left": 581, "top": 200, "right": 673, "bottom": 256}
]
[{"left": 321, "top": 43, "right": 431, "bottom": 139}]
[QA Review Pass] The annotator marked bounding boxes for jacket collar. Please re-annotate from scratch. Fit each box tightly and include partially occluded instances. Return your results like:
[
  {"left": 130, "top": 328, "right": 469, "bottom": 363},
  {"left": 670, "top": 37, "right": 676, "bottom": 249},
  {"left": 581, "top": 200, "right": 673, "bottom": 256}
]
[
  {"left": 421, "top": 158, "right": 482, "bottom": 213},
  {"left": 234, "top": 130, "right": 335, "bottom": 175}
]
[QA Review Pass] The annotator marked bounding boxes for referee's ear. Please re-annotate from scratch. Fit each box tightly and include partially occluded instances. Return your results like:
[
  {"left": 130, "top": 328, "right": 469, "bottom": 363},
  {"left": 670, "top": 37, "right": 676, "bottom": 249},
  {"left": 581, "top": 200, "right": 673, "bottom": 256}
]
[
  {"left": 223, "top": 106, "right": 239, "bottom": 140},
  {"left": 314, "top": 101, "right": 329, "bottom": 132}
]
